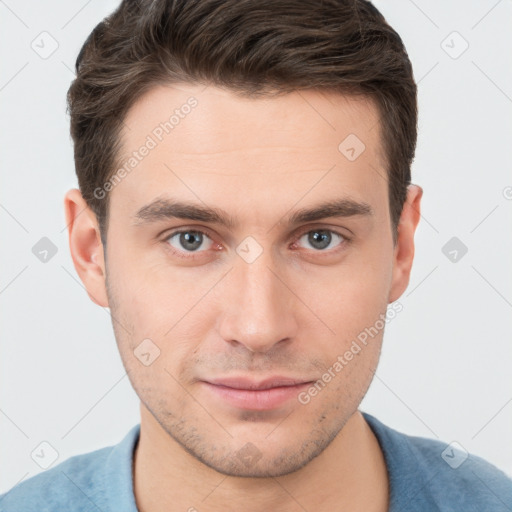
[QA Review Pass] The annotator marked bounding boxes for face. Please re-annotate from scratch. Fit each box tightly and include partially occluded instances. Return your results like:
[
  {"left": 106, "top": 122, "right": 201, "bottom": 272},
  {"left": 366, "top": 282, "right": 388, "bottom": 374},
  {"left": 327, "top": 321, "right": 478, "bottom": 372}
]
[{"left": 74, "top": 83, "right": 419, "bottom": 478}]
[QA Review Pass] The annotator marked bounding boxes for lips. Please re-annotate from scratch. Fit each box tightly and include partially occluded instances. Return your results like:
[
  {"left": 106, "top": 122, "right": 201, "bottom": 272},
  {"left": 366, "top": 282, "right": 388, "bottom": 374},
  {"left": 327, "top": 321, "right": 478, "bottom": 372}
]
[
  {"left": 204, "top": 376, "right": 311, "bottom": 390},
  {"left": 200, "top": 376, "right": 314, "bottom": 410}
]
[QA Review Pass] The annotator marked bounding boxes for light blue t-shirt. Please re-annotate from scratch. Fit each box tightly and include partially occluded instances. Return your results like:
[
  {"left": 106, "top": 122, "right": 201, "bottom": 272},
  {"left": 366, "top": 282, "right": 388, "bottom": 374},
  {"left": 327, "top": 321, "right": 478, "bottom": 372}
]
[{"left": 1, "top": 412, "right": 511, "bottom": 511}]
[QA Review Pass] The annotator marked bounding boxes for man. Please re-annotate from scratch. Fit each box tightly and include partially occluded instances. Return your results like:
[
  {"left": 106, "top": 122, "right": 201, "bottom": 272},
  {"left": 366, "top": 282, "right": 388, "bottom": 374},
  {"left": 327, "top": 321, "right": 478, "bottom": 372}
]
[{"left": 1, "top": 0, "right": 511, "bottom": 510}]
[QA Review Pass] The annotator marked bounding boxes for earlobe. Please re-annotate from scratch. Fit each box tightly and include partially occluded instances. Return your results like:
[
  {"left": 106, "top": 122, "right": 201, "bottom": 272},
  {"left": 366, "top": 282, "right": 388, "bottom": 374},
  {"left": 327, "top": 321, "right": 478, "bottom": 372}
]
[
  {"left": 64, "top": 188, "right": 109, "bottom": 307},
  {"left": 388, "top": 184, "right": 423, "bottom": 304}
]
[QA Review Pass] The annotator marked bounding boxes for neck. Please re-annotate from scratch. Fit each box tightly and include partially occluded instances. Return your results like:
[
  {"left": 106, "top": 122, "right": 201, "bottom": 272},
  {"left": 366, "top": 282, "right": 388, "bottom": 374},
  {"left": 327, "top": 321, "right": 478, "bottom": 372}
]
[{"left": 133, "top": 405, "right": 389, "bottom": 512}]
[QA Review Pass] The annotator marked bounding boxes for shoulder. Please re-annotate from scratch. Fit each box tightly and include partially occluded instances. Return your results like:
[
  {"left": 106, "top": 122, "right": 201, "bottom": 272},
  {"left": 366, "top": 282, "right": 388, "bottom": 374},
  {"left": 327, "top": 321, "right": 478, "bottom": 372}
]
[
  {"left": 0, "top": 445, "right": 112, "bottom": 512},
  {"left": 0, "top": 425, "right": 140, "bottom": 512},
  {"left": 362, "top": 412, "right": 512, "bottom": 511},
  {"left": 408, "top": 433, "right": 512, "bottom": 509}
]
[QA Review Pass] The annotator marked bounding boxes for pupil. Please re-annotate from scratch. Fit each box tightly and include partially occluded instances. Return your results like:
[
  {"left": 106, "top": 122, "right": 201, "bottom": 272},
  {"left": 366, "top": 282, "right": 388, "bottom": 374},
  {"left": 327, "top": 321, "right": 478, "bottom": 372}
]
[
  {"left": 180, "top": 231, "right": 202, "bottom": 251},
  {"left": 309, "top": 230, "right": 331, "bottom": 250}
]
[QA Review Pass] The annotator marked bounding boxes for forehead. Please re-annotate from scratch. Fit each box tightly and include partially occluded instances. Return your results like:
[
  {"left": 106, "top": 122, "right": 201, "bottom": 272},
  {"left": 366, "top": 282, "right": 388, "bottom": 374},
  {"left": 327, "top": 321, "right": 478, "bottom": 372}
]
[
  {"left": 110, "top": 83, "right": 387, "bottom": 222},
  {"left": 121, "top": 83, "right": 382, "bottom": 154}
]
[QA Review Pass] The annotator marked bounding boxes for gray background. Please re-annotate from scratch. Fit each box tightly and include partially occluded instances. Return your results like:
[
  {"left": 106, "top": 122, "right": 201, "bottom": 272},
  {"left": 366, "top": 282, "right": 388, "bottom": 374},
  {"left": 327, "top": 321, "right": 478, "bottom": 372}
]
[{"left": 1, "top": 0, "right": 511, "bottom": 492}]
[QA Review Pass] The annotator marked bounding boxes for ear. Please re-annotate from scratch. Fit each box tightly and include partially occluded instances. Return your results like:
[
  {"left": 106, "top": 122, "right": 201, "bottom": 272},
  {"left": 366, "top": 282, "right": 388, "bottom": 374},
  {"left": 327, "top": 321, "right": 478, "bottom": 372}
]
[
  {"left": 64, "top": 188, "right": 109, "bottom": 307},
  {"left": 388, "top": 184, "right": 423, "bottom": 303}
]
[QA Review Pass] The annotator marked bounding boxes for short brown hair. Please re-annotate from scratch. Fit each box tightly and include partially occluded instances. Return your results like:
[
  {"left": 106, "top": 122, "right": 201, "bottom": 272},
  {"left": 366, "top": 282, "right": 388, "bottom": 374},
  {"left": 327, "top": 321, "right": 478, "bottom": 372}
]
[{"left": 67, "top": 0, "right": 417, "bottom": 246}]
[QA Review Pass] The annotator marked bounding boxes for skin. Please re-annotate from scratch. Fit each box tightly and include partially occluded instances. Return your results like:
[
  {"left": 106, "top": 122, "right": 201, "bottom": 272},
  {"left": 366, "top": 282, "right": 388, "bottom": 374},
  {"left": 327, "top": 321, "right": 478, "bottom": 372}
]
[{"left": 65, "top": 83, "right": 422, "bottom": 512}]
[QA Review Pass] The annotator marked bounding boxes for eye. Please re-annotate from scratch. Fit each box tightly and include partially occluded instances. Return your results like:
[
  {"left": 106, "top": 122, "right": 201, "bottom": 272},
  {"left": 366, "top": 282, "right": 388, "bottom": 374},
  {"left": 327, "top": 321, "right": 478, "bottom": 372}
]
[
  {"left": 295, "top": 229, "right": 347, "bottom": 251},
  {"left": 162, "top": 226, "right": 349, "bottom": 260},
  {"left": 165, "top": 229, "right": 214, "bottom": 254}
]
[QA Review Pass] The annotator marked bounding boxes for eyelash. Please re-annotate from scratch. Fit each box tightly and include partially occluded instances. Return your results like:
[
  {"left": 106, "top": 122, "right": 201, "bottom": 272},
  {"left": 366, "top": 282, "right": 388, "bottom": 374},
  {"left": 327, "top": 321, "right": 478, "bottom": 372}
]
[{"left": 162, "top": 226, "right": 351, "bottom": 261}]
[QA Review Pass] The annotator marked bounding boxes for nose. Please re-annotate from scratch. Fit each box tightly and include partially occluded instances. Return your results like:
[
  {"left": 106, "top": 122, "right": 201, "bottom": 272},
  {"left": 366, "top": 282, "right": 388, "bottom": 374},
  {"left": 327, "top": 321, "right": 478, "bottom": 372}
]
[{"left": 216, "top": 250, "right": 299, "bottom": 354}]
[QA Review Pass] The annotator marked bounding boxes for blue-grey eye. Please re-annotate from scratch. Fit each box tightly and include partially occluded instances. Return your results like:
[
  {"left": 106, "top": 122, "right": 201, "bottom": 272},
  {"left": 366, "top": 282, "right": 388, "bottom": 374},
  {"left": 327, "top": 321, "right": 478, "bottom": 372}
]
[
  {"left": 167, "top": 230, "right": 213, "bottom": 252},
  {"left": 299, "top": 230, "right": 344, "bottom": 251}
]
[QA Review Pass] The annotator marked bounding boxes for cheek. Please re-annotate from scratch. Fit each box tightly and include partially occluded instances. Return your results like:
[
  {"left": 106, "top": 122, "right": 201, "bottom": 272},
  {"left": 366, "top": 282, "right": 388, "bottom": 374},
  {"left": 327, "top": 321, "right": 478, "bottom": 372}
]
[
  {"left": 302, "top": 258, "right": 391, "bottom": 339},
  {"left": 107, "top": 248, "right": 186, "bottom": 337},
  {"left": 106, "top": 258, "right": 214, "bottom": 374}
]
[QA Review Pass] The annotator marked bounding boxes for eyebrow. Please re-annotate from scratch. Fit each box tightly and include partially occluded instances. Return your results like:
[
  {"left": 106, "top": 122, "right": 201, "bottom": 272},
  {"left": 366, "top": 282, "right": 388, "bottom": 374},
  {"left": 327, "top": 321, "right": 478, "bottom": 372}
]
[{"left": 133, "top": 196, "right": 374, "bottom": 229}]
